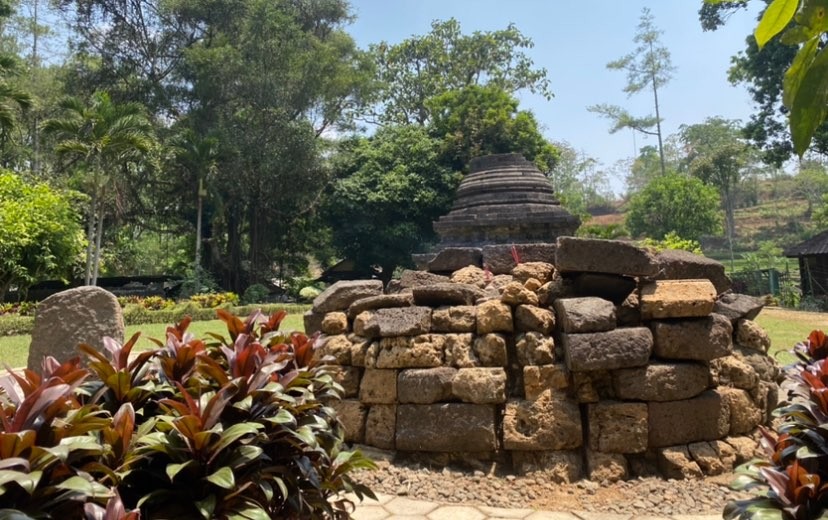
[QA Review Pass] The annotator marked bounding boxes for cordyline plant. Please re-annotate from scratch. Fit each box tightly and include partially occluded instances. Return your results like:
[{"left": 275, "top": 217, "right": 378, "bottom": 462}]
[
  {"left": 0, "top": 309, "right": 375, "bottom": 519},
  {"left": 725, "top": 330, "right": 828, "bottom": 520}
]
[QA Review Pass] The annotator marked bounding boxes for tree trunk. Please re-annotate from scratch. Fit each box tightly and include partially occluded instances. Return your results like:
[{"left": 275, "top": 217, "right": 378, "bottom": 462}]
[
  {"left": 194, "top": 177, "right": 204, "bottom": 294},
  {"left": 92, "top": 200, "right": 105, "bottom": 286},
  {"left": 650, "top": 41, "right": 666, "bottom": 177},
  {"left": 84, "top": 195, "right": 96, "bottom": 285}
]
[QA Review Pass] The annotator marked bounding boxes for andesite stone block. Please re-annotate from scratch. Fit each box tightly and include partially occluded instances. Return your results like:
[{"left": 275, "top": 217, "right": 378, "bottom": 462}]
[
  {"left": 365, "top": 404, "right": 396, "bottom": 450},
  {"left": 312, "top": 280, "right": 383, "bottom": 313},
  {"left": 397, "top": 367, "right": 456, "bottom": 404},
  {"left": 555, "top": 237, "right": 658, "bottom": 276},
  {"left": 359, "top": 368, "right": 397, "bottom": 404},
  {"left": 648, "top": 390, "right": 730, "bottom": 448},
  {"left": 612, "top": 362, "right": 710, "bottom": 402},
  {"left": 396, "top": 404, "right": 497, "bottom": 452},
  {"left": 347, "top": 293, "right": 414, "bottom": 319},
  {"left": 588, "top": 401, "right": 648, "bottom": 454},
  {"left": 563, "top": 327, "right": 652, "bottom": 372},
  {"left": 553, "top": 297, "right": 616, "bottom": 333},
  {"left": 652, "top": 249, "right": 732, "bottom": 295},
  {"left": 451, "top": 368, "right": 507, "bottom": 404},
  {"left": 652, "top": 313, "right": 732, "bottom": 361}
]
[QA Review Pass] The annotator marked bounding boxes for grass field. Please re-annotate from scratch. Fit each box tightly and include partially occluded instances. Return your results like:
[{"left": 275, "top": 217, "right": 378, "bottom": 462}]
[
  {"left": 0, "top": 313, "right": 305, "bottom": 370},
  {"left": 757, "top": 307, "right": 828, "bottom": 364}
]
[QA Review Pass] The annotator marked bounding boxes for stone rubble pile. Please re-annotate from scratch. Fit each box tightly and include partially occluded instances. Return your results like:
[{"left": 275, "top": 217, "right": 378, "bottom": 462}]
[{"left": 305, "top": 237, "right": 779, "bottom": 482}]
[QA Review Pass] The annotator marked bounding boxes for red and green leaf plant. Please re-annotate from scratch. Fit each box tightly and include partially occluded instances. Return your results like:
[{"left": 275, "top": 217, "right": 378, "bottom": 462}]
[
  {"left": 725, "top": 329, "right": 828, "bottom": 519},
  {"left": 79, "top": 332, "right": 158, "bottom": 411}
]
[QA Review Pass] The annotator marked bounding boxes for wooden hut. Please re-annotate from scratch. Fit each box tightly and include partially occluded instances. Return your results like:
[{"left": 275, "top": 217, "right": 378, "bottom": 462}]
[{"left": 785, "top": 230, "right": 828, "bottom": 296}]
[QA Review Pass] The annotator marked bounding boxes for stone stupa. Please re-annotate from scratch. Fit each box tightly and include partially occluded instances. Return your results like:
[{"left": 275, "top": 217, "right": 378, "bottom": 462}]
[{"left": 415, "top": 153, "right": 580, "bottom": 274}]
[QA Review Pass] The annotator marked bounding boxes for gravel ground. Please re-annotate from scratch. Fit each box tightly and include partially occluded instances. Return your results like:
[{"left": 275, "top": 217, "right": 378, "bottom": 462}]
[{"left": 353, "top": 456, "right": 755, "bottom": 516}]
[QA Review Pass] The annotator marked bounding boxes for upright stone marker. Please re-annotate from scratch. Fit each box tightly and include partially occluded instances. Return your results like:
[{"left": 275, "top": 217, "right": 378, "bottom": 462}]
[{"left": 28, "top": 286, "right": 125, "bottom": 371}]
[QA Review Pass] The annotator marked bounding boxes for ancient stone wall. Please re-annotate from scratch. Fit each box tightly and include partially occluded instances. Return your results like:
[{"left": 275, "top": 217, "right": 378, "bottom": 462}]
[{"left": 305, "top": 237, "right": 779, "bottom": 482}]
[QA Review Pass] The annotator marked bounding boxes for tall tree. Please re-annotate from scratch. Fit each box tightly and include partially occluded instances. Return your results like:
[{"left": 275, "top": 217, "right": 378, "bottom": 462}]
[
  {"left": 589, "top": 7, "right": 675, "bottom": 176},
  {"left": 548, "top": 141, "right": 614, "bottom": 220},
  {"left": 680, "top": 117, "right": 753, "bottom": 251},
  {"left": 366, "top": 18, "right": 551, "bottom": 126},
  {"left": 42, "top": 91, "right": 154, "bottom": 285}
]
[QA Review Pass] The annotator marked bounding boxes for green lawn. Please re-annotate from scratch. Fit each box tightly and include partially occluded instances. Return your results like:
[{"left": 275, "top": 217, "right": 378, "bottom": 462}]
[
  {"left": 0, "top": 313, "right": 305, "bottom": 370},
  {"left": 756, "top": 307, "right": 828, "bottom": 365}
]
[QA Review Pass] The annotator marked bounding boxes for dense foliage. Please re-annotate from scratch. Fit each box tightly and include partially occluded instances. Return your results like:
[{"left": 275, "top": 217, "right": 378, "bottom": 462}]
[
  {"left": 725, "top": 330, "right": 828, "bottom": 519},
  {"left": 0, "top": 311, "right": 375, "bottom": 518}
]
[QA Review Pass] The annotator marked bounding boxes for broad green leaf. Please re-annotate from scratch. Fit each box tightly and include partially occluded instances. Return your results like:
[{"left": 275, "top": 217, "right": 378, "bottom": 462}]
[
  {"left": 227, "top": 503, "right": 270, "bottom": 520},
  {"left": 228, "top": 445, "right": 263, "bottom": 469},
  {"left": 55, "top": 475, "right": 112, "bottom": 496},
  {"left": 790, "top": 45, "right": 828, "bottom": 155},
  {"left": 755, "top": 0, "right": 799, "bottom": 49},
  {"left": 784, "top": 36, "right": 819, "bottom": 107},
  {"left": 208, "top": 423, "right": 262, "bottom": 464},
  {"left": 166, "top": 460, "right": 196, "bottom": 481},
  {"left": 206, "top": 466, "right": 235, "bottom": 489},
  {"left": 780, "top": 24, "right": 816, "bottom": 44},
  {"left": 195, "top": 494, "right": 216, "bottom": 519},
  {"left": 0, "top": 509, "right": 38, "bottom": 520}
]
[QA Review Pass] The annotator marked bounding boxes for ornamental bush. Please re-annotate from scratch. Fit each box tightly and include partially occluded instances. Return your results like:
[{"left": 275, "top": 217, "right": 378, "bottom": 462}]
[
  {"left": 725, "top": 330, "right": 828, "bottom": 519},
  {"left": 0, "top": 310, "right": 375, "bottom": 518}
]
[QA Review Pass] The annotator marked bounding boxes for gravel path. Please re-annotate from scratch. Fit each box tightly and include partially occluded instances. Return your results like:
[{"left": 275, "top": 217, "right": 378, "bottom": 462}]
[{"left": 353, "top": 457, "right": 754, "bottom": 516}]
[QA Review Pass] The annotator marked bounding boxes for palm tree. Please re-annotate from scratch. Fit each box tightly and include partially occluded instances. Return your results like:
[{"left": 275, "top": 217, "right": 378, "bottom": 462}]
[
  {"left": 0, "top": 55, "right": 32, "bottom": 167},
  {"left": 42, "top": 92, "right": 154, "bottom": 285}
]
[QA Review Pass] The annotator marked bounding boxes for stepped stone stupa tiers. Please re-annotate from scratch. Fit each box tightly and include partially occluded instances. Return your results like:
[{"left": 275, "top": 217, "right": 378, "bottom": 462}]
[{"left": 416, "top": 153, "right": 580, "bottom": 274}]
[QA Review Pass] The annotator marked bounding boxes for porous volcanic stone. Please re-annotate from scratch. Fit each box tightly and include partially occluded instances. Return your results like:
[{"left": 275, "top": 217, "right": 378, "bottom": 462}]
[
  {"left": 658, "top": 446, "right": 704, "bottom": 479},
  {"left": 720, "top": 387, "right": 764, "bottom": 435},
  {"left": 612, "top": 362, "right": 710, "bottom": 402},
  {"left": 312, "top": 280, "right": 383, "bottom": 313},
  {"left": 332, "top": 366, "right": 361, "bottom": 398},
  {"left": 588, "top": 401, "right": 648, "bottom": 453},
  {"left": 512, "top": 262, "right": 555, "bottom": 284},
  {"left": 450, "top": 266, "right": 486, "bottom": 287},
  {"left": 555, "top": 237, "right": 658, "bottom": 276},
  {"left": 365, "top": 405, "right": 396, "bottom": 450},
  {"left": 314, "top": 334, "right": 352, "bottom": 365},
  {"left": 347, "top": 293, "right": 414, "bottom": 319},
  {"left": 714, "top": 292, "right": 764, "bottom": 322},
  {"left": 688, "top": 441, "right": 728, "bottom": 475},
  {"left": 736, "top": 319, "right": 771, "bottom": 353},
  {"left": 354, "top": 307, "right": 432, "bottom": 338},
  {"left": 303, "top": 310, "right": 325, "bottom": 336},
  {"left": 375, "top": 335, "right": 445, "bottom": 368},
  {"left": 474, "top": 333, "right": 508, "bottom": 366},
  {"left": 28, "top": 286, "right": 124, "bottom": 371},
  {"left": 412, "top": 283, "right": 485, "bottom": 306},
  {"left": 523, "top": 364, "right": 569, "bottom": 400},
  {"left": 321, "top": 312, "right": 348, "bottom": 335},
  {"left": 397, "top": 367, "right": 456, "bottom": 404},
  {"left": 563, "top": 327, "right": 652, "bottom": 372},
  {"left": 653, "top": 249, "right": 732, "bottom": 295},
  {"left": 515, "top": 332, "right": 555, "bottom": 366},
  {"left": 711, "top": 356, "right": 759, "bottom": 391},
  {"left": 428, "top": 247, "right": 483, "bottom": 272},
  {"left": 503, "top": 393, "right": 582, "bottom": 451},
  {"left": 553, "top": 297, "right": 616, "bottom": 333},
  {"left": 329, "top": 400, "right": 366, "bottom": 443},
  {"left": 587, "top": 450, "right": 629, "bottom": 483},
  {"left": 359, "top": 369, "right": 397, "bottom": 404},
  {"left": 515, "top": 305, "right": 555, "bottom": 334},
  {"left": 640, "top": 279, "right": 717, "bottom": 319},
  {"left": 443, "top": 333, "right": 478, "bottom": 367},
  {"left": 648, "top": 390, "right": 730, "bottom": 447},
  {"left": 431, "top": 305, "right": 477, "bottom": 332},
  {"left": 476, "top": 300, "right": 513, "bottom": 334},
  {"left": 652, "top": 313, "right": 733, "bottom": 361},
  {"left": 500, "top": 281, "right": 539, "bottom": 306},
  {"left": 396, "top": 404, "right": 497, "bottom": 452},
  {"left": 452, "top": 368, "right": 507, "bottom": 404}
]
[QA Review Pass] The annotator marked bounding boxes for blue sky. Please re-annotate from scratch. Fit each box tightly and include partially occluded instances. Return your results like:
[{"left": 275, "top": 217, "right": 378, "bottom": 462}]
[{"left": 345, "top": 0, "right": 764, "bottom": 192}]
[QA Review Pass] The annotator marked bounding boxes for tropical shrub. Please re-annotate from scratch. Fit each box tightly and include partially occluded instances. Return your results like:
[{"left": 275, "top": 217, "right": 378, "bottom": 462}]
[
  {"left": 189, "top": 291, "right": 240, "bottom": 309},
  {"left": 0, "top": 310, "right": 375, "bottom": 518},
  {"left": 641, "top": 231, "right": 703, "bottom": 255},
  {"left": 0, "top": 301, "right": 37, "bottom": 316},
  {"left": 242, "top": 283, "right": 270, "bottom": 304},
  {"left": 724, "top": 330, "right": 828, "bottom": 520}
]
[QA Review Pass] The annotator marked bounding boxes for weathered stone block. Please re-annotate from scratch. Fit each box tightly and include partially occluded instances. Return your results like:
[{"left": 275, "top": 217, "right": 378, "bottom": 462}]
[
  {"left": 512, "top": 450, "right": 583, "bottom": 483},
  {"left": 688, "top": 441, "right": 727, "bottom": 475},
  {"left": 736, "top": 319, "right": 771, "bottom": 353},
  {"left": 28, "top": 286, "right": 124, "bottom": 371},
  {"left": 588, "top": 401, "right": 648, "bottom": 454},
  {"left": 616, "top": 291, "right": 641, "bottom": 327},
  {"left": 357, "top": 306, "right": 432, "bottom": 338},
  {"left": 514, "top": 305, "right": 555, "bottom": 334},
  {"left": 321, "top": 312, "right": 348, "bottom": 335},
  {"left": 396, "top": 404, "right": 497, "bottom": 452},
  {"left": 640, "top": 279, "right": 716, "bottom": 320},
  {"left": 474, "top": 333, "right": 508, "bottom": 366},
  {"left": 443, "top": 333, "right": 478, "bottom": 367},
  {"left": 653, "top": 249, "right": 732, "bottom": 295},
  {"left": 524, "top": 278, "right": 542, "bottom": 292},
  {"left": 397, "top": 270, "right": 450, "bottom": 290},
  {"left": 523, "top": 364, "right": 569, "bottom": 400},
  {"left": 553, "top": 297, "right": 616, "bottom": 333},
  {"left": 563, "top": 328, "right": 652, "bottom": 372},
  {"left": 571, "top": 370, "right": 613, "bottom": 403},
  {"left": 512, "top": 262, "right": 555, "bottom": 284},
  {"left": 516, "top": 332, "right": 555, "bottom": 366},
  {"left": 347, "top": 293, "right": 414, "bottom": 319},
  {"left": 652, "top": 313, "right": 732, "bottom": 361},
  {"left": 376, "top": 335, "right": 445, "bottom": 368},
  {"left": 332, "top": 366, "right": 361, "bottom": 398},
  {"left": 428, "top": 247, "right": 483, "bottom": 272},
  {"left": 431, "top": 305, "right": 477, "bottom": 333},
  {"left": 501, "top": 281, "right": 539, "bottom": 306},
  {"left": 476, "top": 300, "right": 513, "bottom": 334},
  {"left": 658, "top": 446, "right": 703, "bottom": 479},
  {"left": 735, "top": 346, "right": 780, "bottom": 383},
  {"left": 586, "top": 450, "right": 628, "bottom": 483},
  {"left": 397, "top": 367, "right": 456, "bottom": 404},
  {"left": 482, "top": 243, "right": 556, "bottom": 275},
  {"left": 714, "top": 292, "right": 764, "bottom": 322},
  {"left": 313, "top": 280, "right": 383, "bottom": 313},
  {"left": 359, "top": 369, "right": 397, "bottom": 404},
  {"left": 711, "top": 356, "right": 759, "bottom": 391},
  {"left": 555, "top": 237, "right": 658, "bottom": 276},
  {"left": 720, "top": 387, "right": 764, "bottom": 435},
  {"left": 413, "top": 283, "right": 485, "bottom": 306},
  {"left": 503, "top": 394, "right": 582, "bottom": 451},
  {"left": 452, "top": 368, "right": 507, "bottom": 404},
  {"left": 648, "top": 390, "right": 730, "bottom": 447},
  {"left": 612, "top": 362, "right": 710, "bottom": 402},
  {"left": 365, "top": 405, "right": 396, "bottom": 450},
  {"left": 329, "top": 399, "right": 366, "bottom": 443},
  {"left": 349, "top": 336, "right": 371, "bottom": 367},
  {"left": 303, "top": 310, "right": 325, "bottom": 336}
]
